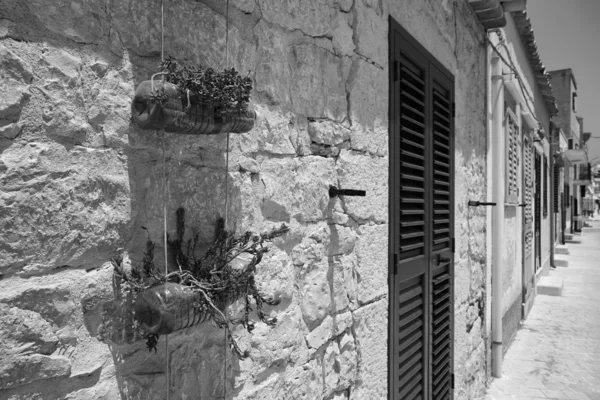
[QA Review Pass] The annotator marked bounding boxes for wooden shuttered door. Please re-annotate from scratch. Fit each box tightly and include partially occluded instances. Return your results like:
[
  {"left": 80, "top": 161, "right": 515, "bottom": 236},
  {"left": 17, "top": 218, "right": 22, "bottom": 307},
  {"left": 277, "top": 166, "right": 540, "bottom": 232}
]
[
  {"left": 553, "top": 164, "right": 560, "bottom": 213},
  {"left": 523, "top": 136, "right": 534, "bottom": 260},
  {"left": 543, "top": 156, "right": 548, "bottom": 217},
  {"left": 505, "top": 110, "right": 519, "bottom": 204},
  {"left": 390, "top": 18, "right": 454, "bottom": 400}
]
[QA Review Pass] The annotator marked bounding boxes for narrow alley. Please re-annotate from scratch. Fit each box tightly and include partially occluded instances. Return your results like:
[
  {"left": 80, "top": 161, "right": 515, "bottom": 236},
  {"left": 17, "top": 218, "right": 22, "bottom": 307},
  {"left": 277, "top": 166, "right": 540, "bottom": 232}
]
[{"left": 481, "top": 219, "right": 600, "bottom": 400}]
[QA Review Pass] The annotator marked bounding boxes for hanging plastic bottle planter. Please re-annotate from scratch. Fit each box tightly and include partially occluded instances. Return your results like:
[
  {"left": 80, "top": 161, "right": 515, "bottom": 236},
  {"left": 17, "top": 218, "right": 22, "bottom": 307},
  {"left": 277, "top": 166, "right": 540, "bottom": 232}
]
[
  {"left": 112, "top": 209, "right": 289, "bottom": 356},
  {"left": 131, "top": 56, "right": 256, "bottom": 135},
  {"left": 134, "top": 282, "right": 218, "bottom": 335}
]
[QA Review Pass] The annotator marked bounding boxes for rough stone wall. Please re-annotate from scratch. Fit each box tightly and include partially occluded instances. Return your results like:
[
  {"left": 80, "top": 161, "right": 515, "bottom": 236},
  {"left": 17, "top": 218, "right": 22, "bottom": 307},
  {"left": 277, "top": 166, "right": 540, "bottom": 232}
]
[
  {"left": 0, "top": 0, "right": 387, "bottom": 399},
  {"left": 0, "top": 0, "right": 488, "bottom": 399}
]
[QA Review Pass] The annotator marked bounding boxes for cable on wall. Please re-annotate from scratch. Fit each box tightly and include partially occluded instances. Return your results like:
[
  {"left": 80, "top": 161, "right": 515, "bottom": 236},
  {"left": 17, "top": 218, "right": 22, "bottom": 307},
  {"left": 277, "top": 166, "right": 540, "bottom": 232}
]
[{"left": 487, "top": 32, "right": 541, "bottom": 127}]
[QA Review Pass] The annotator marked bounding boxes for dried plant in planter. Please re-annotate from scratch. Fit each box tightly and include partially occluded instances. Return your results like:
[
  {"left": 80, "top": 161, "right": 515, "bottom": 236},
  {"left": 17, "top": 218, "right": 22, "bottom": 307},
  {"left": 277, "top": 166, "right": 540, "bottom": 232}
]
[
  {"left": 131, "top": 56, "right": 256, "bottom": 135},
  {"left": 112, "top": 207, "right": 288, "bottom": 357}
]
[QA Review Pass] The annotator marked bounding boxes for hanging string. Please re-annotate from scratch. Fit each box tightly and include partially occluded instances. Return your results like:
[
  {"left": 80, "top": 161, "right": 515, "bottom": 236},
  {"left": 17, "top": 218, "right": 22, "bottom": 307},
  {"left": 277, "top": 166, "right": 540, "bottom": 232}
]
[
  {"left": 159, "top": 1, "right": 170, "bottom": 400},
  {"left": 223, "top": 1, "right": 231, "bottom": 398}
]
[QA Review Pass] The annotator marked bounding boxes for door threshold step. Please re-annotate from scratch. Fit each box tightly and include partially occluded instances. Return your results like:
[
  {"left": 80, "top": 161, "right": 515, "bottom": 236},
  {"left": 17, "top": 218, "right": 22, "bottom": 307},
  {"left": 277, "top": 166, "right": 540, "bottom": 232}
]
[
  {"left": 555, "top": 244, "right": 569, "bottom": 255},
  {"left": 554, "top": 254, "right": 569, "bottom": 267},
  {"left": 537, "top": 276, "right": 563, "bottom": 296}
]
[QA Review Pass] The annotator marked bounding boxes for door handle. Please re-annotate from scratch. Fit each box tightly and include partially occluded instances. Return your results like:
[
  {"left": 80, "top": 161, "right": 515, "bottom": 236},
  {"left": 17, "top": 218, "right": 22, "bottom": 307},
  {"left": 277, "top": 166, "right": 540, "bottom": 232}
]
[{"left": 436, "top": 254, "right": 451, "bottom": 265}]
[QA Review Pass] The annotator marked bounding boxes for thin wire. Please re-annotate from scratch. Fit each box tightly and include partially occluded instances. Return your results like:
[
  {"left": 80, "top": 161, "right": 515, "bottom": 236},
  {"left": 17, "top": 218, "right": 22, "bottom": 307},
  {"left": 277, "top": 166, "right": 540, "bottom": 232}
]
[
  {"left": 222, "top": 2, "right": 231, "bottom": 398},
  {"left": 487, "top": 35, "right": 540, "bottom": 126},
  {"left": 160, "top": 1, "right": 169, "bottom": 400},
  {"left": 162, "top": 128, "right": 170, "bottom": 400}
]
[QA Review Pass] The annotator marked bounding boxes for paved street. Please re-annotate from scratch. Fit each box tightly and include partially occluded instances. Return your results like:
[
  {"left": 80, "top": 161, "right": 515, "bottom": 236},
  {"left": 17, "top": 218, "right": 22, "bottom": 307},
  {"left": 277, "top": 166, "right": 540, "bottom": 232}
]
[{"left": 479, "top": 218, "right": 600, "bottom": 400}]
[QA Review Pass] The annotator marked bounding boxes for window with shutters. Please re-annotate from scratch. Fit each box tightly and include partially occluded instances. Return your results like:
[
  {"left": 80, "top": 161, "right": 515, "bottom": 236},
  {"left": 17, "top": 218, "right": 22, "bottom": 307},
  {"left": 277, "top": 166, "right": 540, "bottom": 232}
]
[
  {"left": 543, "top": 155, "right": 548, "bottom": 218},
  {"left": 505, "top": 109, "right": 519, "bottom": 204},
  {"left": 523, "top": 136, "right": 534, "bottom": 259},
  {"left": 389, "top": 17, "right": 454, "bottom": 400},
  {"left": 553, "top": 164, "right": 560, "bottom": 213}
]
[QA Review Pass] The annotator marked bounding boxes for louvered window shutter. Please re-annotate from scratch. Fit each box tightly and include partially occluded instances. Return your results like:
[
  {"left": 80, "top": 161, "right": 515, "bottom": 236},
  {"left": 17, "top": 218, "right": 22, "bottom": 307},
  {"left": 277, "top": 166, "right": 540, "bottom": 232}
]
[
  {"left": 543, "top": 155, "right": 548, "bottom": 217},
  {"left": 391, "top": 19, "right": 454, "bottom": 400},
  {"left": 430, "top": 71, "right": 454, "bottom": 400},
  {"left": 394, "top": 44, "right": 428, "bottom": 399},
  {"left": 505, "top": 110, "right": 519, "bottom": 204},
  {"left": 523, "top": 138, "right": 534, "bottom": 257},
  {"left": 535, "top": 152, "right": 541, "bottom": 232},
  {"left": 553, "top": 164, "right": 560, "bottom": 213}
]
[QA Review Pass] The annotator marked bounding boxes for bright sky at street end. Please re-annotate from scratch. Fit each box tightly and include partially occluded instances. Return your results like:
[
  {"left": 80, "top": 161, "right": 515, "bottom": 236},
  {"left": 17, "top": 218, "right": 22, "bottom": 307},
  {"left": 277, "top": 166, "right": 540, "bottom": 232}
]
[{"left": 528, "top": 0, "right": 600, "bottom": 164}]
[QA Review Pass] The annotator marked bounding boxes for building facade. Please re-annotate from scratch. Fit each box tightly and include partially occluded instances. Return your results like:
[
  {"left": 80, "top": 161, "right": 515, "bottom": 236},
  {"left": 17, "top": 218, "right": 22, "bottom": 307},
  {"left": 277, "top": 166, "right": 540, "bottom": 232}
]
[{"left": 0, "top": 1, "right": 574, "bottom": 399}]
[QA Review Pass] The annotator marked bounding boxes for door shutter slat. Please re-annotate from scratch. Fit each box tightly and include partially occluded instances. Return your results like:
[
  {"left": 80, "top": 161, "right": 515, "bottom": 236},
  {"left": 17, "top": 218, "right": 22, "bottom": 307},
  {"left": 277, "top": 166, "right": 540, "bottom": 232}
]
[
  {"left": 431, "top": 269, "right": 452, "bottom": 399},
  {"left": 398, "top": 54, "right": 427, "bottom": 261},
  {"left": 432, "top": 81, "right": 452, "bottom": 253},
  {"left": 396, "top": 276, "right": 425, "bottom": 397}
]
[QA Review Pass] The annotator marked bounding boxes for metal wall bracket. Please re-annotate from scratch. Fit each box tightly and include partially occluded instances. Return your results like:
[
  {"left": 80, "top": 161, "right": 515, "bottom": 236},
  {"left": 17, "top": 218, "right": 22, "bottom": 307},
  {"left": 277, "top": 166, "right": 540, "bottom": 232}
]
[
  {"left": 329, "top": 186, "right": 366, "bottom": 198},
  {"left": 468, "top": 200, "right": 497, "bottom": 207}
]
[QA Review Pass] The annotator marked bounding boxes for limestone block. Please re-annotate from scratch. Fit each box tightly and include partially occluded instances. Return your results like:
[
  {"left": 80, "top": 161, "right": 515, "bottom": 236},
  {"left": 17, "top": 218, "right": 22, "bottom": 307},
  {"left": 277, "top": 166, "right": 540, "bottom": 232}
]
[
  {"left": 347, "top": 60, "right": 388, "bottom": 155},
  {"left": 260, "top": 157, "right": 336, "bottom": 223},
  {"left": 308, "top": 119, "right": 351, "bottom": 146},
  {"left": 0, "top": 143, "right": 130, "bottom": 274},
  {"left": 169, "top": 337, "right": 229, "bottom": 399},
  {"left": 329, "top": 225, "right": 357, "bottom": 256},
  {"left": 233, "top": 0, "right": 256, "bottom": 14},
  {"left": 0, "top": 45, "right": 33, "bottom": 83},
  {"left": 254, "top": 21, "right": 293, "bottom": 108},
  {"left": 306, "top": 315, "right": 333, "bottom": 351},
  {"left": 0, "top": 123, "right": 22, "bottom": 139},
  {"left": 84, "top": 69, "right": 133, "bottom": 136},
  {"left": 353, "top": 0, "right": 387, "bottom": 66},
  {"left": 0, "top": 45, "right": 31, "bottom": 125},
  {"left": 300, "top": 264, "right": 331, "bottom": 330},
  {"left": 41, "top": 48, "right": 82, "bottom": 82},
  {"left": 244, "top": 105, "right": 299, "bottom": 155},
  {"left": 351, "top": 298, "right": 387, "bottom": 399},
  {"left": 337, "top": 332, "right": 357, "bottom": 387},
  {"left": 236, "top": 360, "right": 323, "bottom": 400},
  {"left": 0, "top": 354, "right": 71, "bottom": 389},
  {"left": 0, "top": 20, "right": 18, "bottom": 40},
  {"left": 0, "top": 305, "right": 59, "bottom": 357},
  {"left": 254, "top": 248, "right": 295, "bottom": 302},
  {"left": 331, "top": 254, "right": 355, "bottom": 312},
  {"left": 335, "top": 0, "right": 353, "bottom": 12},
  {"left": 289, "top": 43, "right": 347, "bottom": 121},
  {"left": 332, "top": 11, "right": 355, "bottom": 56},
  {"left": 323, "top": 340, "right": 341, "bottom": 395},
  {"left": 257, "top": 0, "right": 332, "bottom": 37},
  {"left": 0, "top": 284, "right": 76, "bottom": 327},
  {"left": 336, "top": 150, "right": 387, "bottom": 223},
  {"left": 25, "top": 0, "right": 107, "bottom": 43},
  {"left": 355, "top": 223, "right": 388, "bottom": 304}
]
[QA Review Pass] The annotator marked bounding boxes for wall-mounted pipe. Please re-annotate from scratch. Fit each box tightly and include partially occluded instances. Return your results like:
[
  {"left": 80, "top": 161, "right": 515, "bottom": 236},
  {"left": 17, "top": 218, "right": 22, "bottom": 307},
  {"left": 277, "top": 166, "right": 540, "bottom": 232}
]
[{"left": 491, "top": 44, "right": 505, "bottom": 378}]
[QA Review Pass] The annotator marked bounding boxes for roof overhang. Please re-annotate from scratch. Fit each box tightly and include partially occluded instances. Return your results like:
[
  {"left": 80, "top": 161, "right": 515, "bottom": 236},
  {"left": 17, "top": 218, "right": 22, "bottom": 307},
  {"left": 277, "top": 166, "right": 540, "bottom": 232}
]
[
  {"left": 468, "top": 0, "right": 526, "bottom": 30},
  {"left": 564, "top": 149, "right": 589, "bottom": 165}
]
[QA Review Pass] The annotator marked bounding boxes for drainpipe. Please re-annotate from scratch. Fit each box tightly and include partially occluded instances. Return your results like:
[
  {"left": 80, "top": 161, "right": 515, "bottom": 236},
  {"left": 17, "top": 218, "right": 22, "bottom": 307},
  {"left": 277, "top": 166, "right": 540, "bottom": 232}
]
[
  {"left": 490, "top": 41, "right": 505, "bottom": 378},
  {"left": 549, "top": 123, "right": 555, "bottom": 268}
]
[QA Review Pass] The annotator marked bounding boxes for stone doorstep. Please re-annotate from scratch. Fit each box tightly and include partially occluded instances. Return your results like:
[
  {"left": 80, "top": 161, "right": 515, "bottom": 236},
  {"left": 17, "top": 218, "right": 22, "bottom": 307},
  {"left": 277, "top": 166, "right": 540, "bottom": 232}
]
[
  {"left": 555, "top": 244, "right": 570, "bottom": 255},
  {"left": 536, "top": 276, "right": 563, "bottom": 296},
  {"left": 564, "top": 234, "right": 574, "bottom": 241},
  {"left": 554, "top": 254, "right": 569, "bottom": 267}
]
